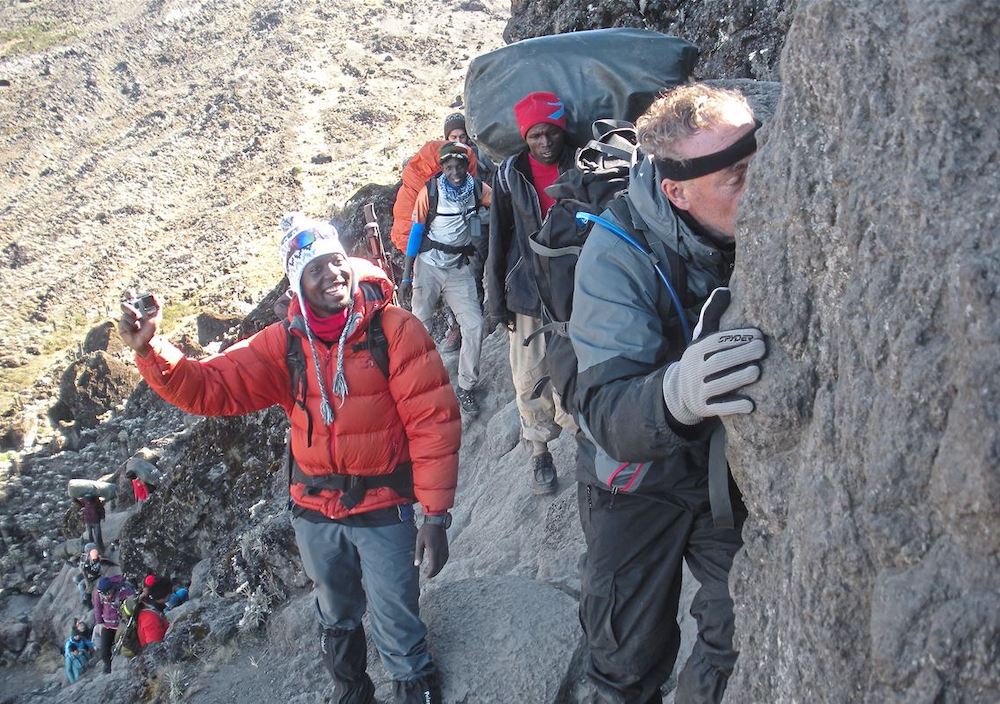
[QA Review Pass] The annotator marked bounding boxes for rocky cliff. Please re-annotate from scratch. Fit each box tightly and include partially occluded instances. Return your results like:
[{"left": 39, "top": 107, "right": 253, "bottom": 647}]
[
  {"left": 505, "top": 0, "right": 793, "bottom": 80},
  {"left": 727, "top": 0, "right": 999, "bottom": 701}
]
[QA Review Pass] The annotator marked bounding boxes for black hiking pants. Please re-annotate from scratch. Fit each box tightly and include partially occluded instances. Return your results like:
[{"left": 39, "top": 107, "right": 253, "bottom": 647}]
[
  {"left": 577, "top": 483, "right": 744, "bottom": 704},
  {"left": 86, "top": 522, "right": 104, "bottom": 552},
  {"left": 98, "top": 625, "right": 115, "bottom": 672}
]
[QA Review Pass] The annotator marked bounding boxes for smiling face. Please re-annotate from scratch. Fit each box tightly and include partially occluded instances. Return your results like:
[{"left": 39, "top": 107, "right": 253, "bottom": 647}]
[
  {"left": 660, "top": 118, "right": 757, "bottom": 243},
  {"left": 441, "top": 156, "right": 469, "bottom": 186},
  {"left": 299, "top": 252, "right": 353, "bottom": 316},
  {"left": 525, "top": 122, "right": 566, "bottom": 165}
]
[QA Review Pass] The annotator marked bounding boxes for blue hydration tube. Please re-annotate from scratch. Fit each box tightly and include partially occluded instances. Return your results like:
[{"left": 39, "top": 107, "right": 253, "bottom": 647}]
[{"left": 576, "top": 212, "right": 692, "bottom": 343}]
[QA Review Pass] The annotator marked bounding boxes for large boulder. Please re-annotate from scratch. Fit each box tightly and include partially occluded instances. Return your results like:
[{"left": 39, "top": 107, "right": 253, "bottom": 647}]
[
  {"left": 504, "top": 0, "right": 793, "bottom": 80},
  {"left": 57, "top": 351, "right": 139, "bottom": 429},
  {"left": 422, "top": 576, "right": 580, "bottom": 700},
  {"left": 82, "top": 320, "right": 124, "bottom": 355},
  {"left": 726, "top": 1, "right": 999, "bottom": 702}
]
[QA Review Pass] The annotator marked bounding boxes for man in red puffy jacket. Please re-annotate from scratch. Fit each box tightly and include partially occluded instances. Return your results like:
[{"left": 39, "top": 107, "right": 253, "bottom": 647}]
[
  {"left": 137, "top": 575, "right": 172, "bottom": 647},
  {"left": 119, "top": 213, "right": 460, "bottom": 704}
]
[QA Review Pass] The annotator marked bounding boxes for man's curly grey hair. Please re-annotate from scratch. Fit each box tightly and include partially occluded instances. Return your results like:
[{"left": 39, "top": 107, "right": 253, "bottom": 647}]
[{"left": 637, "top": 84, "right": 754, "bottom": 161}]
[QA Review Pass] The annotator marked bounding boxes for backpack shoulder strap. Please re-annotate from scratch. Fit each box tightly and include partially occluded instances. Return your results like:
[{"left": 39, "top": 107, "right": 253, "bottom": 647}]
[
  {"left": 284, "top": 320, "right": 307, "bottom": 408},
  {"left": 473, "top": 178, "right": 483, "bottom": 209},
  {"left": 366, "top": 309, "right": 390, "bottom": 379},
  {"left": 607, "top": 198, "right": 687, "bottom": 309},
  {"left": 425, "top": 177, "right": 439, "bottom": 229},
  {"left": 284, "top": 319, "right": 314, "bottom": 447},
  {"left": 592, "top": 199, "right": 691, "bottom": 343}
]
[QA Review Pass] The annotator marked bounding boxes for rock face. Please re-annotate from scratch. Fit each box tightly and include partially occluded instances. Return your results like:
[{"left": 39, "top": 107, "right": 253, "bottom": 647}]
[
  {"left": 82, "top": 321, "right": 124, "bottom": 355},
  {"left": 117, "top": 410, "right": 287, "bottom": 585},
  {"left": 504, "top": 0, "right": 793, "bottom": 80},
  {"left": 726, "top": 1, "right": 1000, "bottom": 702},
  {"left": 56, "top": 352, "right": 139, "bottom": 429}
]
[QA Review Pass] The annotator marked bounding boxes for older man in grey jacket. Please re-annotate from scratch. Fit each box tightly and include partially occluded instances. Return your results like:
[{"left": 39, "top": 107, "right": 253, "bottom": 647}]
[{"left": 569, "top": 84, "right": 767, "bottom": 703}]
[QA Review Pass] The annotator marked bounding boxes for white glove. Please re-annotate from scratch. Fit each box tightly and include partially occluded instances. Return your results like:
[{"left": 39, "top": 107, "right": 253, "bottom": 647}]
[{"left": 662, "top": 288, "right": 766, "bottom": 425}]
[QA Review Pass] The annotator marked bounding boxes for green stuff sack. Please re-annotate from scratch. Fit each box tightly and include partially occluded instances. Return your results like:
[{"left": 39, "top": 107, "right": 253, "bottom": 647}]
[
  {"left": 114, "top": 597, "right": 141, "bottom": 658},
  {"left": 465, "top": 28, "right": 698, "bottom": 162}
]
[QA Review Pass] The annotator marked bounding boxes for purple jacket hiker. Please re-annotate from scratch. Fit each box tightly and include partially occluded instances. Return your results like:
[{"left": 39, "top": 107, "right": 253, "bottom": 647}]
[
  {"left": 75, "top": 496, "right": 105, "bottom": 524},
  {"left": 92, "top": 575, "right": 133, "bottom": 629}
]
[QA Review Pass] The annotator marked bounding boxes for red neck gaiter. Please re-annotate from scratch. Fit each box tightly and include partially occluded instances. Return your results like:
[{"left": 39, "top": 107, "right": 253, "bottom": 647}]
[
  {"left": 528, "top": 154, "right": 560, "bottom": 218},
  {"left": 301, "top": 300, "right": 350, "bottom": 343}
]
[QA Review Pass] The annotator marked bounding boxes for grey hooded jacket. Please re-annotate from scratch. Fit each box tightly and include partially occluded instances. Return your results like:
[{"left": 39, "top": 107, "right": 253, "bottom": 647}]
[{"left": 569, "top": 154, "right": 735, "bottom": 495}]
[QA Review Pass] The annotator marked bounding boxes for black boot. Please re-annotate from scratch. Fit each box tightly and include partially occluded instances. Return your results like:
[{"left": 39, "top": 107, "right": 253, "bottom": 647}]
[
  {"left": 321, "top": 626, "right": 376, "bottom": 704},
  {"left": 393, "top": 671, "right": 442, "bottom": 704}
]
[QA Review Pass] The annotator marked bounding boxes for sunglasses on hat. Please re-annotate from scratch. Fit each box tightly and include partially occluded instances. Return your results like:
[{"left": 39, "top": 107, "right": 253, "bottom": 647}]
[{"left": 285, "top": 229, "right": 320, "bottom": 264}]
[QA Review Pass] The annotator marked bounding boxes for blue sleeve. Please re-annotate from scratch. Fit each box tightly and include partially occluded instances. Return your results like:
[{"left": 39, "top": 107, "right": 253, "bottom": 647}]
[{"left": 405, "top": 222, "right": 425, "bottom": 257}]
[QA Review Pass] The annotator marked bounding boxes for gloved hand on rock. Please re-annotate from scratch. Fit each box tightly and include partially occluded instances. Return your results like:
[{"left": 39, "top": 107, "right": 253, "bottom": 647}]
[{"left": 662, "top": 287, "right": 766, "bottom": 425}]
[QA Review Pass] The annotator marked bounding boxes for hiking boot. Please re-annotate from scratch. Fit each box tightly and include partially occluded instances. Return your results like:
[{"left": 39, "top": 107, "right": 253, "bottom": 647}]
[
  {"left": 457, "top": 387, "right": 479, "bottom": 418},
  {"left": 440, "top": 325, "right": 462, "bottom": 353},
  {"left": 531, "top": 451, "right": 558, "bottom": 495},
  {"left": 393, "top": 672, "right": 441, "bottom": 704},
  {"left": 321, "top": 626, "right": 375, "bottom": 704}
]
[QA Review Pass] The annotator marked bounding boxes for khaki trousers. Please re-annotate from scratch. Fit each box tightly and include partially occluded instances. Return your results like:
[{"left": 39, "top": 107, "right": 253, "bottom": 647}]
[
  {"left": 411, "top": 258, "right": 483, "bottom": 390},
  {"left": 509, "top": 313, "right": 577, "bottom": 443}
]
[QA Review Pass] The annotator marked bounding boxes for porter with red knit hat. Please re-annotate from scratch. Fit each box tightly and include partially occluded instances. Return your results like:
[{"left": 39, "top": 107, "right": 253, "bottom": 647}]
[
  {"left": 484, "top": 91, "right": 577, "bottom": 495},
  {"left": 513, "top": 91, "right": 568, "bottom": 137}
]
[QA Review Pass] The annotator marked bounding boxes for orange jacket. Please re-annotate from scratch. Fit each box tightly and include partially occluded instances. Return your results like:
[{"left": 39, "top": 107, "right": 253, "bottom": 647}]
[{"left": 135, "top": 259, "right": 460, "bottom": 519}]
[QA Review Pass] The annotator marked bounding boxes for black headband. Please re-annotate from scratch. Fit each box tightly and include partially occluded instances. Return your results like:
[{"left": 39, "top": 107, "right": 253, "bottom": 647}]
[{"left": 656, "top": 120, "right": 761, "bottom": 181}]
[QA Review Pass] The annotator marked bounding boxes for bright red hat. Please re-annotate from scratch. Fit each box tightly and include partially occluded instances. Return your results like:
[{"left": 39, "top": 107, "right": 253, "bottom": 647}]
[{"left": 514, "top": 91, "right": 567, "bottom": 138}]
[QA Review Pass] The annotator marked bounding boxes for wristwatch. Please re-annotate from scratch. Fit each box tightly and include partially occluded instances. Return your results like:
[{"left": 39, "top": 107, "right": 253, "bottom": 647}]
[{"left": 423, "top": 512, "right": 452, "bottom": 529}]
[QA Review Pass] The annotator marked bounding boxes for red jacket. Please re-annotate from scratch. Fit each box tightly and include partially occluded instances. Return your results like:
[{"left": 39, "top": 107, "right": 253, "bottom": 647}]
[
  {"left": 131, "top": 478, "right": 150, "bottom": 502},
  {"left": 135, "top": 259, "right": 460, "bottom": 519},
  {"left": 137, "top": 606, "right": 168, "bottom": 647}
]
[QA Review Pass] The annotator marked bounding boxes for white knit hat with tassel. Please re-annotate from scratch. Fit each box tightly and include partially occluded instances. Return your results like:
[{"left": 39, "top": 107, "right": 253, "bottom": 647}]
[{"left": 278, "top": 212, "right": 361, "bottom": 424}]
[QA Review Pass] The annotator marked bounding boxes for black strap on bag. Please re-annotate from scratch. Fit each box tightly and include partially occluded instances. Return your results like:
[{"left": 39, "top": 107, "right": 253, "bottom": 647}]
[
  {"left": 291, "top": 461, "right": 415, "bottom": 510},
  {"left": 708, "top": 424, "right": 735, "bottom": 530},
  {"left": 350, "top": 308, "right": 390, "bottom": 379}
]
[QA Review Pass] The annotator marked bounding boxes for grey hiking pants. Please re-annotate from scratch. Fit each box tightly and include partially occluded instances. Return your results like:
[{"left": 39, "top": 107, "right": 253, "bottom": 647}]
[
  {"left": 411, "top": 258, "right": 483, "bottom": 390},
  {"left": 578, "top": 483, "right": 744, "bottom": 703},
  {"left": 292, "top": 513, "right": 435, "bottom": 682}
]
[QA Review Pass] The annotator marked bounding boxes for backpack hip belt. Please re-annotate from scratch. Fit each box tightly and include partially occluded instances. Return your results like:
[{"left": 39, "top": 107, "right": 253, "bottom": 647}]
[
  {"left": 419, "top": 237, "right": 476, "bottom": 258},
  {"left": 290, "top": 461, "right": 414, "bottom": 510}
]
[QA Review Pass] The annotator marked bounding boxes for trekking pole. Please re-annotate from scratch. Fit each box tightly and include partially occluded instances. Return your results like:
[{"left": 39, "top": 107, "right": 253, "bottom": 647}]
[{"left": 363, "top": 203, "right": 398, "bottom": 305}]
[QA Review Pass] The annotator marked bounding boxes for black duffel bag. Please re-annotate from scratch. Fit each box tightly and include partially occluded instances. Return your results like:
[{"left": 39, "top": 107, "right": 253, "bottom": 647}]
[{"left": 465, "top": 28, "right": 698, "bottom": 162}]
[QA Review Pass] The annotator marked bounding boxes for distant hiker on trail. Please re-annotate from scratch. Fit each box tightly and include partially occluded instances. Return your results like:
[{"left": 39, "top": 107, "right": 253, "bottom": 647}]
[
  {"left": 569, "top": 84, "right": 767, "bottom": 703},
  {"left": 435, "top": 111, "right": 493, "bottom": 355},
  {"left": 125, "top": 469, "right": 150, "bottom": 502},
  {"left": 118, "top": 213, "right": 460, "bottom": 704},
  {"left": 92, "top": 575, "right": 135, "bottom": 673},
  {"left": 73, "top": 495, "right": 105, "bottom": 552},
  {"left": 74, "top": 546, "right": 115, "bottom": 606},
  {"left": 398, "top": 141, "right": 492, "bottom": 418},
  {"left": 63, "top": 633, "right": 95, "bottom": 684},
  {"left": 164, "top": 585, "right": 189, "bottom": 611},
  {"left": 484, "top": 90, "right": 578, "bottom": 495},
  {"left": 136, "top": 575, "right": 172, "bottom": 648}
]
